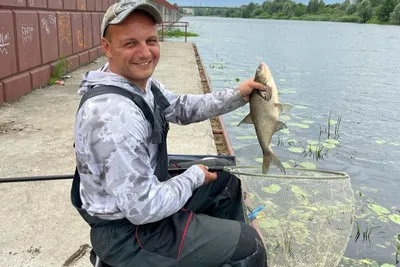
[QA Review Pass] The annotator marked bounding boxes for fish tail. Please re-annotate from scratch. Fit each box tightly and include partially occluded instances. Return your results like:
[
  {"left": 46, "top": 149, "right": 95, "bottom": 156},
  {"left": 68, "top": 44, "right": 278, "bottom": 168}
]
[{"left": 262, "top": 147, "right": 286, "bottom": 175}]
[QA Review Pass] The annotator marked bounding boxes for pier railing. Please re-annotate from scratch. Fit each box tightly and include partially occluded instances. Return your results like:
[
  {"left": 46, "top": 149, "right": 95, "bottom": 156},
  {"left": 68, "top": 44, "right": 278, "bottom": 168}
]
[{"left": 159, "top": 21, "right": 190, "bottom": 42}]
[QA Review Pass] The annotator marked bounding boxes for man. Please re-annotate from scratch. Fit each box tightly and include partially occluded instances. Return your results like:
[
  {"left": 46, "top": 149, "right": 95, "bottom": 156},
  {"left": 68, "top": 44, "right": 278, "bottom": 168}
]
[{"left": 71, "top": 0, "right": 269, "bottom": 266}]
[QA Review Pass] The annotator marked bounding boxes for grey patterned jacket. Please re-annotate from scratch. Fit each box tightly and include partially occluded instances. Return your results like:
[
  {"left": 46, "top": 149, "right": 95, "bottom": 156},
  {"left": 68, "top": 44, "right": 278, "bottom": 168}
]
[{"left": 74, "top": 63, "right": 247, "bottom": 225}]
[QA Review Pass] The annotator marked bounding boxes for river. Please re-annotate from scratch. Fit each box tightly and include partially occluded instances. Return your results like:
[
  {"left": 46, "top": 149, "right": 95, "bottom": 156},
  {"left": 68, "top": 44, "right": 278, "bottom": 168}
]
[{"left": 167, "top": 16, "right": 400, "bottom": 266}]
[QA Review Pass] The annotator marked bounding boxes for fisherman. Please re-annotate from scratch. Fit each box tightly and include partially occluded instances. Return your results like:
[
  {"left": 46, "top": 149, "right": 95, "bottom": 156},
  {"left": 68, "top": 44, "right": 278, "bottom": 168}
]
[{"left": 71, "top": 1, "right": 268, "bottom": 266}]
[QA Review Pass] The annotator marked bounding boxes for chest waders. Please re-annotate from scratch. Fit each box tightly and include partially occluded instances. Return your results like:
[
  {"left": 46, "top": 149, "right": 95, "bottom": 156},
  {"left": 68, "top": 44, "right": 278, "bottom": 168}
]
[{"left": 71, "top": 84, "right": 267, "bottom": 267}]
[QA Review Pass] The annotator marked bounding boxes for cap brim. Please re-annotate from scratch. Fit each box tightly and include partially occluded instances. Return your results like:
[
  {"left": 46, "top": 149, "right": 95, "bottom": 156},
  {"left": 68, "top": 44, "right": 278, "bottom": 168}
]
[{"left": 109, "top": 3, "right": 163, "bottom": 26}]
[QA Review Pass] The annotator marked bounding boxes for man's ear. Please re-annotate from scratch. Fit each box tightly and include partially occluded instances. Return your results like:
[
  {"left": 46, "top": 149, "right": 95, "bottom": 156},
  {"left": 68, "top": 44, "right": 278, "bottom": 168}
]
[{"left": 101, "top": 37, "right": 112, "bottom": 59}]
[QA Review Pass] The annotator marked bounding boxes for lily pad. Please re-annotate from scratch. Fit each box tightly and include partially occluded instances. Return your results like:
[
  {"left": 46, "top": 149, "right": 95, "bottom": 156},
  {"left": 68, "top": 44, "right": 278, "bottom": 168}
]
[
  {"left": 287, "top": 122, "right": 310, "bottom": 129},
  {"left": 262, "top": 184, "right": 281, "bottom": 194},
  {"left": 258, "top": 218, "right": 280, "bottom": 229},
  {"left": 279, "top": 89, "right": 297, "bottom": 94},
  {"left": 302, "top": 120, "right": 315, "bottom": 124},
  {"left": 307, "top": 145, "right": 319, "bottom": 151},
  {"left": 307, "top": 140, "right": 319, "bottom": 145},
  {"left": 326, "top": 139, "right": 340, "bottom": 144},
  {"left": 255, "top": 158, "right": 263, "bottom": 163},
  {"left": 231, "top": 121, "right": 240, "bottom": 126},
  {"left": 322, "top": 143, "right": 336, "bottom": 149},
  {"left": 235, "top": 111, "right": 249, "bottom": 116},
  {"left": 389, "top": 142, "right": 400, "bottom": 146},
  {"left": 280, "top": 115, "right": 291, "bottom": 121},
  {"left": 288, "top": 147, "right": 304, "bottom": 153},
  {"left": 368, "top": 203, "right": 390, "bottom": 215},
  {"left": 282, "top": 162, "right": 291, "bottom": 168},
  {"left": 388, "top": 214, "right": 400, "bottom": 225},
  {"left": 298, "top": 162, "right": 316, "bottom": 169},
  {"left": 380, "top": 264, "right": 397, "bottom": 267},
  {"left": 295, "top": 105, "right": 308, "bottom": 109},
  {"left": 236, "top": 136, "right": 257, "bottom": 140},
  {"left": 291, "top": 185, "right": 309, "bottom": 197},
  {"left": 375, "top": 140, "right": 386, "bottom": 144},
  {"left": 329, "top": 119, "right": 337, "bottom": 125},
  {"left": 280, "top": 129, "right": 290, "bottom": 134}
]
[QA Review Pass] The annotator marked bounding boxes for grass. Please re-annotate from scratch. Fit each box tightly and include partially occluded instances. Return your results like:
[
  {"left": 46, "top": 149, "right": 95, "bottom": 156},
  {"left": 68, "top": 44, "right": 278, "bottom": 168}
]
[
  {"left": 159, "top": 28, "right": 199, "bottom": 38},
  {"left": 49, "top": 55, "right": 68, "bottom": 85},
  {"left": 318, "top": 111, "right": 342, "bottom": 141}
]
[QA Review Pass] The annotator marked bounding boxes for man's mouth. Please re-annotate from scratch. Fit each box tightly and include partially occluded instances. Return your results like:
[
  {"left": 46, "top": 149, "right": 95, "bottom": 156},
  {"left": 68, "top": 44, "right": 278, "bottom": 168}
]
[{"left": 134, "top": 61, "right": 151, "bottom": 66}]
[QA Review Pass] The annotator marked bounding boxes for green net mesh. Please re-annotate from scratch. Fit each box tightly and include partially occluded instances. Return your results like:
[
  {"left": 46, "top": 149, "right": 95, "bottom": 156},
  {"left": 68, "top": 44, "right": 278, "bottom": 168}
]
[{"left": 232, "top": 166, "right": 355, "bottom": 267}]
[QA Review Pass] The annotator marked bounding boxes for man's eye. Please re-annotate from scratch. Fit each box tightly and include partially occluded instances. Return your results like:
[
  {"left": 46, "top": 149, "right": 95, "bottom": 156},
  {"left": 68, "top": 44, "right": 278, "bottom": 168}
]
[{"left": 126, "top": 41, "right": 135, "bottom": 47}]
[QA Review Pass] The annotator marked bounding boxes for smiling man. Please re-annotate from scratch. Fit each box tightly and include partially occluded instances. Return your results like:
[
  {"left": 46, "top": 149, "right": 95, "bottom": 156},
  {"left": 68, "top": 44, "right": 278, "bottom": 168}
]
[{"left": 71, "top": 1, "right": 267, "bottom": 267}]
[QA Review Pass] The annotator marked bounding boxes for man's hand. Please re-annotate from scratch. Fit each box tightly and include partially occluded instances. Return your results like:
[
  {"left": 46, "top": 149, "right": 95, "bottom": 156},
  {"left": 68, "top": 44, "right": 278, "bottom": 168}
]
[
  {"left": 238, "top": 79, "right": 271, "bottom": 102},
  {"left": 197, "top": 164, "right": 218, "bottom": 184}
]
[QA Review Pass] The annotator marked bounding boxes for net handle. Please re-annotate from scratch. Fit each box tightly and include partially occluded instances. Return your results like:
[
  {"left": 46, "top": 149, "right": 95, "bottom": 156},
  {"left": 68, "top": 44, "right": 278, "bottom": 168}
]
[{"left": 207, "top": 165, "right": 350, "bottom": 180}]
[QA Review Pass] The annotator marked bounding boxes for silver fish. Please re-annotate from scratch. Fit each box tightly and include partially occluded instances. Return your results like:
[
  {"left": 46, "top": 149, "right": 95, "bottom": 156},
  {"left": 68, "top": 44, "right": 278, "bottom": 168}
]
[{"left": 238, "top": 62, "right": 292, "bottom": 174}]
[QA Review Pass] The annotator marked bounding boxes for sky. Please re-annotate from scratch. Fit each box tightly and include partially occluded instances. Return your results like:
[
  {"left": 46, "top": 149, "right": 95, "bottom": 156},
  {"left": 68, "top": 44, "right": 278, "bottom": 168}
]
[{"left": 171, "top": 0, "right": 344, "bottom": 6}]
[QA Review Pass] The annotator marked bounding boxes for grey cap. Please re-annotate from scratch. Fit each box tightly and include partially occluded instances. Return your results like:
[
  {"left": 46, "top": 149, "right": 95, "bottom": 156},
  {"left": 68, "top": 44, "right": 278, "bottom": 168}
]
[{"left": 101, "top": 0, "right": 163, "bottom": 37}]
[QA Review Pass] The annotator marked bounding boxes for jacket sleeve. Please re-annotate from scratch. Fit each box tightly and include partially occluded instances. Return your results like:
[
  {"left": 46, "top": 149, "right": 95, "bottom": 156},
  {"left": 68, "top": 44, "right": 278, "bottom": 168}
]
[
  {"left": 150, "top": 78, "right": 248, "bottom": 125},
  {"left": 75, "top": 94, "right": 205, "bottom": 225}
]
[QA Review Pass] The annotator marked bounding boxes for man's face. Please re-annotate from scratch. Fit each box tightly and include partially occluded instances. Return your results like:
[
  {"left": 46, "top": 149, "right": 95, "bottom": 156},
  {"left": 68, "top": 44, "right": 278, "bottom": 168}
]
[{"left": 102, "top": 11, "right": 160, "bottom": 89}]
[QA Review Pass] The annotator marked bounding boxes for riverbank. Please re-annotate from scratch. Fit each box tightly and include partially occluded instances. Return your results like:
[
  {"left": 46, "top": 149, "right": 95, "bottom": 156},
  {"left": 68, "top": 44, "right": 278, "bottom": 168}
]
[{"left": 0, "top": 42, "right": 235, "bottom": 266}]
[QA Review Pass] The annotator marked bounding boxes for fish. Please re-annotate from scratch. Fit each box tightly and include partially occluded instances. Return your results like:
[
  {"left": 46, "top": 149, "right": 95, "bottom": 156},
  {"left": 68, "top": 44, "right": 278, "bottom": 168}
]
[{"left": 238, "top": 62, "right": 292, "bottom": 174}]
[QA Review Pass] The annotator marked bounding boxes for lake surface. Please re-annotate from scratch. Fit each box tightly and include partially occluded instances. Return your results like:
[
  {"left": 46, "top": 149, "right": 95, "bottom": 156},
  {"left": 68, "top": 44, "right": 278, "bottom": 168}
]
[{"left": 169, "top": 16, "right": 400, "bottom": 266}]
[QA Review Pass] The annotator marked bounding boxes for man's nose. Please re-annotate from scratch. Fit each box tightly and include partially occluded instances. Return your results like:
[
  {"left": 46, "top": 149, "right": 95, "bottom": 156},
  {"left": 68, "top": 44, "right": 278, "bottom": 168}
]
[{"left": 137, "top": 43, "right": 152, "bottom": 58}]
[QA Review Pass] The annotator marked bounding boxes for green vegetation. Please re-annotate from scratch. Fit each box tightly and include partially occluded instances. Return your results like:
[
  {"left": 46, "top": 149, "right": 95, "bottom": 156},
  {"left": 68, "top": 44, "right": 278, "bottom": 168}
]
[
  {"left": 49, "top": 55, "right": 68, "bottom": 85},
  {"left": 185, "top": 0, "right": 400, "bottom": 25},
  {"left": 158, "top": 29, "right": 199, "bottom": 38}
]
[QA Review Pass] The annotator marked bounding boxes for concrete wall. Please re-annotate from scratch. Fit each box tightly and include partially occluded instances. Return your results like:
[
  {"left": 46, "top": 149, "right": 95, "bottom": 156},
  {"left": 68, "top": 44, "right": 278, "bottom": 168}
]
[{"left": 0, "top": 0, "right": 181, "bottom": 105}]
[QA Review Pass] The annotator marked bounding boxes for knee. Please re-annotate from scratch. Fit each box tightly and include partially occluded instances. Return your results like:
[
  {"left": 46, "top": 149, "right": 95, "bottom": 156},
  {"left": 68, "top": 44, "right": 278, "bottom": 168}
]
[{"left": 231, "top": 223, "right": 266, "bottom": 264}]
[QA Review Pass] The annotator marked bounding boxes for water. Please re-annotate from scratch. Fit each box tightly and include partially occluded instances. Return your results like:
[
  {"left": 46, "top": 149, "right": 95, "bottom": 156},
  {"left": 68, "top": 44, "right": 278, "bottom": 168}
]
[{"left": 169, "top": 16, "right": 400, "bottom": 266}]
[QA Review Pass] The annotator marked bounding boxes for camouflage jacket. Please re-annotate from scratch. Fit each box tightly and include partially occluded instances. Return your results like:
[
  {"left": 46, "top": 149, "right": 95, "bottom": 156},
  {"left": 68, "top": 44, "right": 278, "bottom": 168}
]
[{"left": 74, "top": 63, "right": 247, "bottom": 225}]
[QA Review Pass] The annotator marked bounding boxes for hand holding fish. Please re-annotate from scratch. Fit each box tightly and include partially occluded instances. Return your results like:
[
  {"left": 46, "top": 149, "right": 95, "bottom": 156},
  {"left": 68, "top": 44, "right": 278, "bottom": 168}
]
[{"left": 238, "top": 79, "right": 272, "bottom": 102}]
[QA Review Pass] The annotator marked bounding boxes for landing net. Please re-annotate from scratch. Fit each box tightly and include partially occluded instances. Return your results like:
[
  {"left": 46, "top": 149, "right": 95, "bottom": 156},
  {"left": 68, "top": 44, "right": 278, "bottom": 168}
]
[{"left": 233, "top": 166, "right": 355, "bottom": 267}]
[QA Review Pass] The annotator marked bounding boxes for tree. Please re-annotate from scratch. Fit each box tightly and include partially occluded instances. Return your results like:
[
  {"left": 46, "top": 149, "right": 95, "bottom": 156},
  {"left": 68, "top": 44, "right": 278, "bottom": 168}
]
[
  {"left": 346, "top": 3, "right": 357, "bottom": 14},
  {"left": 390, "top": 3, "right": 400, "bottom": 23},
  {"left": 357, "top": 0, "right": 373, "bottom": 22},
  {"left": 294, "top": 3, "right": 308, "bottom": 16},
  {"left": 308, "top": 0, "right": 324, "bottom": 13},
  {"left": 377, "top": 0, "right": 396, "bottom": 21},
  {"left": 282, "top": 2, "right": 295, "bottom": 16}
]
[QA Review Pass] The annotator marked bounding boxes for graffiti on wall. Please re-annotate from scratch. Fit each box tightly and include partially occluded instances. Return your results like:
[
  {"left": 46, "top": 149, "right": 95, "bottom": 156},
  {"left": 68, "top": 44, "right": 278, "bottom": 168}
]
[
  {"left": 58, "top": 14, "right": 71, "bottom": 45},
  {"left": 77, "top": 0, "right": 86, "bottom": 10},
  {"left": 0, "top": 32, "right": 11, "bottom": 55},
  {"left": 41, "top": 14, "right": 56, "bottom": 35},
  {"left": 21, "top": 25, "right": 34, "bottom": 44}
]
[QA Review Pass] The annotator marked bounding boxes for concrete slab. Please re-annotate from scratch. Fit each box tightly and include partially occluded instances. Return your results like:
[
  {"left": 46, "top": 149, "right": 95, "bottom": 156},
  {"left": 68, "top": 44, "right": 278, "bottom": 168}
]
[
  {"left": 154, "top": 42, "right": 218, "bottom": 155},
  {"left": 0, "top": 42, "right": 217, "bottom": 267}
]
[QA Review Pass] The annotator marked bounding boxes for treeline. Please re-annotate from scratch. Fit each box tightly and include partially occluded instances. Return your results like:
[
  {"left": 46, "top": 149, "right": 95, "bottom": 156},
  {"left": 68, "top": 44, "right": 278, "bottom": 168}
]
[{"left": 182, "top": 0, "right": 400, "bottom": 25}]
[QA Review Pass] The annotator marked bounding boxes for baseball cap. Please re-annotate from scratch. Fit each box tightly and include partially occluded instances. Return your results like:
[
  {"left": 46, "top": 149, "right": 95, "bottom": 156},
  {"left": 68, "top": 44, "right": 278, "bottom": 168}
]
[{"left": 101, "top": 0, "right": 163, "bottom": 37}]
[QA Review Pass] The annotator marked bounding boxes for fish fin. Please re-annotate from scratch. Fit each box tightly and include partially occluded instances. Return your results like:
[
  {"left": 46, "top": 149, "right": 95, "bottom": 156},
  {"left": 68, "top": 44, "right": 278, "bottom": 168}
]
[
  {"left": 275, "top": 103, "right": 292, "bottom": 114},
  {"left": 262, "top": 147, "right": 286, "bottom": 174},
  {"left": 275, "top": 121, "right": 287, "bottom": 132},
  {"left": 238, "top": 113, "right": 253, "bottom": 126},
  {"left": 281, "top": 103, "right": 292, "bottom": 113},
  {"left": 262, "top": 154, "right": 270, "bottom": 174}
]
